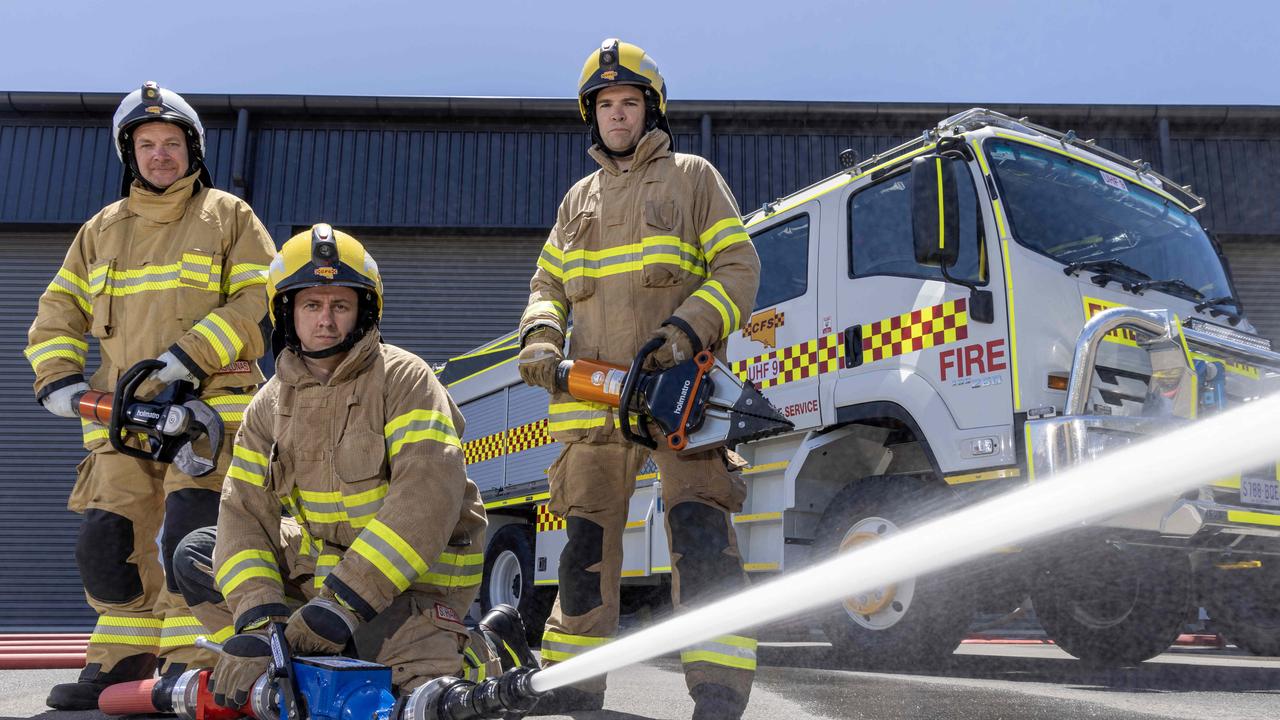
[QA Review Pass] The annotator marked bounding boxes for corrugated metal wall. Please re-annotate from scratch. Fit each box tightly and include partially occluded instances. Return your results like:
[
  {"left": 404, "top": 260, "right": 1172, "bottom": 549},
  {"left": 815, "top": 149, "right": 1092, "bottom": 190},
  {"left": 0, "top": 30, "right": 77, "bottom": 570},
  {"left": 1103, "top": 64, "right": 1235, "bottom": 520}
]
[
  {"left": 3, "top": 114, "right": 1280, "bottom": 239},
  {"left": 1167, "top": 137, "right": 1280, "bottom": 236},
  {"left": 361, "top": 234, "right": 542, "bottom": 363},
  {"left": 0, "top": 233, "right": 96, "bottom": 630},
  {"left": 3, "top": 104, "right": 1280, "bottom": 631},
  {"left": 1221, "top": 240, "right": 1280, "bottom": 344},
  {"left": 0, "top": 123, "right": 237, "bottom": 222}
]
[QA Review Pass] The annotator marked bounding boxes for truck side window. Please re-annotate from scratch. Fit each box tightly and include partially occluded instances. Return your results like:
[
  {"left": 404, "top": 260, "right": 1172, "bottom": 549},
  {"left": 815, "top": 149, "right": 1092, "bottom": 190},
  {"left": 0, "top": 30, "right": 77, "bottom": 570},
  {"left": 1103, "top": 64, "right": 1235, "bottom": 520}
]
[
  {"left": 751, "top": 214, "right": 810, "bottom": 310},
  {"left": 848, "top": 165, "right": 985, "bottom": 284}
]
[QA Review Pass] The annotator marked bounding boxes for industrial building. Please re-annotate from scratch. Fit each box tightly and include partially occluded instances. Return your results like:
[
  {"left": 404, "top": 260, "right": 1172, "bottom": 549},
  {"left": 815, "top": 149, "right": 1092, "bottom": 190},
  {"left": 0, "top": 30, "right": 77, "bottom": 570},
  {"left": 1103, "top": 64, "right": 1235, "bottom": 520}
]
[{"left": 3, "top": 92, "right": 1278, "bottom": 629}]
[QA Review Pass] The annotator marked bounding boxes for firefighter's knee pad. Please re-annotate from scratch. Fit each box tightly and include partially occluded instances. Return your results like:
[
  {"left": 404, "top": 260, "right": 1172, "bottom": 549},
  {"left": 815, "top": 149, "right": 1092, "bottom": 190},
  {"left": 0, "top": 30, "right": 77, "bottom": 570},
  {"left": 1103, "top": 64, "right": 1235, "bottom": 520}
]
[
  {"left": 172, "top": 526, "right": 222, "bottom": 607},
  {"left": 559, "top": 517, "right": 604, "bottom": 616},
  {"left": 668, "top": 502, "right": 741, "bottom": 601},
  {"left": 77, "top": 509, "right": 144, "bottom": 603},
  {"left": 161, "top": 489, "right": 220, "bottom": 592}
]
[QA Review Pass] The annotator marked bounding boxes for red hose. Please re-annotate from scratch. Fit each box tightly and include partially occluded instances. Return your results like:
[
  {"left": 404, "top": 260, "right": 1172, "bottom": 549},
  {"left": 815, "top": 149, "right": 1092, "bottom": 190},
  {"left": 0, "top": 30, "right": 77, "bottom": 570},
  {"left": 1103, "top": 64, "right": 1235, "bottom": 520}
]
[
  {"left": 0, "top": 634, "right": 91, "bottom": 641},
  {"left": 0, "top": 653, "right": 86, "bottom": 669},
  {"left": 99, "top": 679, "right": 160, "bottom": 717},
  {"left": 0, "top": 645, "right": 88, "bottom": 653}
]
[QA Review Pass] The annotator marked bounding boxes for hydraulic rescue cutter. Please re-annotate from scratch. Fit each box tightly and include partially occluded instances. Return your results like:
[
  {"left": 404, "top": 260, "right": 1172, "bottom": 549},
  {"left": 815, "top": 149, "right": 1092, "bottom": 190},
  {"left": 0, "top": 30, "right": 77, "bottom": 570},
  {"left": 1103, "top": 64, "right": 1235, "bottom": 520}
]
[
  {"left": 97, "top": 626, "right": 544, "bottom": 720},
  {"left": 557, "top": 336, "right": 793, "bottom": 453},
  {"left": 74, "top": 359, "right": 224, "bottom": 476}
]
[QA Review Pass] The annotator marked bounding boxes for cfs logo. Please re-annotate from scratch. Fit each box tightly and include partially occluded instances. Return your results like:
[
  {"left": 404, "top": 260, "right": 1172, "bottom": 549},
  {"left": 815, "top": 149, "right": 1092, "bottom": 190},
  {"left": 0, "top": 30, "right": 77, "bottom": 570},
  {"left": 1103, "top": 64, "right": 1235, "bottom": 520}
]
[{"left": 742, "top": 308, "right": 786, "bottom": 348}]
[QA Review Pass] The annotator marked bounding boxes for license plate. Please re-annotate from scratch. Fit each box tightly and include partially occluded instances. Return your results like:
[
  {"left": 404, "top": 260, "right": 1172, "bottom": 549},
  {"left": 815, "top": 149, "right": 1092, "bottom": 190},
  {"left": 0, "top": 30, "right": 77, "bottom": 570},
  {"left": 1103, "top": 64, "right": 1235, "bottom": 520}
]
[{"left": 1240, "top": 474, "right": 1280, "bottom": 507}]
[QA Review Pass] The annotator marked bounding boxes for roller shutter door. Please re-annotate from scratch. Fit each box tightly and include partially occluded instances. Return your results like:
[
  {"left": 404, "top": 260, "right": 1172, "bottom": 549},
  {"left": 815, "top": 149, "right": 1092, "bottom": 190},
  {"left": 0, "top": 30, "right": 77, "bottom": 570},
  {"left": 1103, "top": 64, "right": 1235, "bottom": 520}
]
[
  {"left": 1221, "top": 239, "right": 1280, "bottom": 346},
  {"left": 361, "top": 235, "right": 544, "bottom": 364},
  {"left": 0, "top": 232, "right": 96, "bottom": 631}
]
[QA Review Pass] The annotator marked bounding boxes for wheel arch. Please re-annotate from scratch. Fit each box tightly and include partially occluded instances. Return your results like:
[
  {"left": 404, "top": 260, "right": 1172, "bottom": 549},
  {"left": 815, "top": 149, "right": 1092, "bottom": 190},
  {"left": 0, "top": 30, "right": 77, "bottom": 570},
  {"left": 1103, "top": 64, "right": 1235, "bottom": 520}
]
[{"left": 789, "top": 401, "right": 943, "bottom": 533}]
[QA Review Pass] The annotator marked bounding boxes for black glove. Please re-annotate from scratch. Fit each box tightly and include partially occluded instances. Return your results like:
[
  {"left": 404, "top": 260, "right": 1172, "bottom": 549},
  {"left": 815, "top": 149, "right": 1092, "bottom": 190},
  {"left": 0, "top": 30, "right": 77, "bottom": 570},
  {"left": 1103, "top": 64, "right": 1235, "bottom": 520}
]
[
  {"left": 210, "top": 633, "right": 271, "bottom": 709},
  {"left": 284, "top": 596, "right": 359, "bottom": 655}
]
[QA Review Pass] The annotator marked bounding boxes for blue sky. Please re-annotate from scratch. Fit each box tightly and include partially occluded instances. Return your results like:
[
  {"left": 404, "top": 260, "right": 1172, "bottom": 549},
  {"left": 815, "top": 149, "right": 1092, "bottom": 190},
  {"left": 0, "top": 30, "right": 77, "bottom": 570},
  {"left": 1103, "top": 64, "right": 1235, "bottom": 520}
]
[{"left": 4, "top": 0, "right": 1276, "bottom": 104}]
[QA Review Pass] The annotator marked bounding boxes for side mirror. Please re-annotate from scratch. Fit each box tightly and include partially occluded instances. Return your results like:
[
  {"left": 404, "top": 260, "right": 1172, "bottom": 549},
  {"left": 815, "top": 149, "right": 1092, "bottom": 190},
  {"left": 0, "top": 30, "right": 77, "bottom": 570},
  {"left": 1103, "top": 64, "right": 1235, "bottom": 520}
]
[{"left": 911, "top": 155, "right": 961, "bottom": 268}]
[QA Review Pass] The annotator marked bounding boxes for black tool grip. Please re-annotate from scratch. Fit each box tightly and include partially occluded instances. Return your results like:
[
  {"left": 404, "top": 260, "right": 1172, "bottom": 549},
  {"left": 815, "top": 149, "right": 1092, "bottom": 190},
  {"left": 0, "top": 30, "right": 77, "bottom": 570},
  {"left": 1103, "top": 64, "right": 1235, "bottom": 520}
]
[
  {"left": 620, "top": 337, "right": 662, "bottom": 450},
  {"left": 109, "top": 359, "right": 165, "bottom": 461}
]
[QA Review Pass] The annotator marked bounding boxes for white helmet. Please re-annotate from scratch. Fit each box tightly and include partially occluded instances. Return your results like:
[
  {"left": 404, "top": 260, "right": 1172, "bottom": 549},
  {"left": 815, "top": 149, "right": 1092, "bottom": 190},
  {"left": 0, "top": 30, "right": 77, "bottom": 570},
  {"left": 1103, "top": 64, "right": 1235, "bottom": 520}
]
[{"left": 111, "top": 81, "right": 210, "bottom": 195}]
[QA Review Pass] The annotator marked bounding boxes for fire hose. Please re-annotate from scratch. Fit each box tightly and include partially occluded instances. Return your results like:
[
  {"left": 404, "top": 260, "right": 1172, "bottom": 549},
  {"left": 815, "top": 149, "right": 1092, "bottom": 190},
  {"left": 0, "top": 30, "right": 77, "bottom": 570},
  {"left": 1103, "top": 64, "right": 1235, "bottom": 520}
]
[{"left": 98, "top": 627, "right": 544, "bottom": 720}]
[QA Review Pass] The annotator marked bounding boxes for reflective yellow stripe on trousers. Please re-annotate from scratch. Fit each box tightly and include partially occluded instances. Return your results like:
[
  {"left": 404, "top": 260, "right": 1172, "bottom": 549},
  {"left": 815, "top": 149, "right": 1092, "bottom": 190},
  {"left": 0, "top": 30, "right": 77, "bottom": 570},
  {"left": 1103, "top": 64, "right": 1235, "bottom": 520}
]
[
  {"left": 89, "top": 615, "right": 162, "bottom": 647},
  {"left": 540, "top": 631, "right": 611, "bottom": 663},
  {"left": 680, "top": 634, "right": 757, "bottom": 671},
  {"left": 159, "top": 614, "right": 208, "bottom": 650}
]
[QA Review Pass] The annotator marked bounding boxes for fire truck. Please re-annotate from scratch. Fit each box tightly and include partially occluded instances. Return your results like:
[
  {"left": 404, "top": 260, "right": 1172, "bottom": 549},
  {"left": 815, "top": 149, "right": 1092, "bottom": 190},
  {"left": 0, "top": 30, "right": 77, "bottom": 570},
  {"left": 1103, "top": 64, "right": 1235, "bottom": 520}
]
[{"left": 440, "top": 108, "right": 1280, "bottom": 667}]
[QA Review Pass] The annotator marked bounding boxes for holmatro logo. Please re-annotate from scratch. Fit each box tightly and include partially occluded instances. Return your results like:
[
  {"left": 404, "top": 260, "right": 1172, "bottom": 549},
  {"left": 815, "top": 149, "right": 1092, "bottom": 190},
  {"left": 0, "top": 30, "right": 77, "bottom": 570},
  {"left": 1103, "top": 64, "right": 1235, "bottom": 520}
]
[
  {"left": 742, "top": 308, "right": 786, "bottom": 348},
  {"left": 313, "top": 266, "right": 338, "bottom": 280}
]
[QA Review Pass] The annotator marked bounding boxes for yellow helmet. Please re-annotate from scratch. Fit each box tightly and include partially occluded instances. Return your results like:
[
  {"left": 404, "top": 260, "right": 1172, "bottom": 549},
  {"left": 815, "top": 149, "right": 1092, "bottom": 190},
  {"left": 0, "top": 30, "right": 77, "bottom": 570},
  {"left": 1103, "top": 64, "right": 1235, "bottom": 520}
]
[
  {"left": 267, "top": 224, "right": 383, "bottom": 356},
  {"left": 577, "top": 38, "right": 667, "bottom": 123}
]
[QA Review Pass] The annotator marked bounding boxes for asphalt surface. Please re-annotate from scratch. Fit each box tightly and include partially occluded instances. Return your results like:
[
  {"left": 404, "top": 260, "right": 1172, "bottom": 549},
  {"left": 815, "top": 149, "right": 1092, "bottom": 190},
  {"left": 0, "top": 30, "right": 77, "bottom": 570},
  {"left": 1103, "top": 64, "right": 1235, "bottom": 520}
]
[{"left": 4, "top": 643, "right": 1280, "bottom": 720}]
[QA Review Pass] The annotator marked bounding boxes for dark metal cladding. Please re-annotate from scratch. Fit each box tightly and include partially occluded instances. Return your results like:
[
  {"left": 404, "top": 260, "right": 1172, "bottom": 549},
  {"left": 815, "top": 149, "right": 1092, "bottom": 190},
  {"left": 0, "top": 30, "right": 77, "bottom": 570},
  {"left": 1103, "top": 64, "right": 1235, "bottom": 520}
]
[{"left": 4, "top": 94, "right": 1280, "bottom": 632}]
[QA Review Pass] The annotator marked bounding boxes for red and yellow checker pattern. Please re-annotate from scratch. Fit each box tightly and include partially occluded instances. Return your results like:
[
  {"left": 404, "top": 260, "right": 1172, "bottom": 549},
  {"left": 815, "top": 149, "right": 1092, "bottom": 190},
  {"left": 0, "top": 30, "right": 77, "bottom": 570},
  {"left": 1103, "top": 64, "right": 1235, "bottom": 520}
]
[
  {"left": 862, "top": 298, "right": 968, "bottom": 363},
  {"left": 509, "top": 418, "right": 550, "bottom": 453},
  {"left": 463, "top": 419, "right": 552, "bottom": 466},
  {"left": 463, "top": 430, "right": 506, "bottom": 465},
  {"left": 536, "top": 504, "right": 567, "bottom": 533},
  {"left": 730, "top": 333, "right": 845, "bottom": 390}
]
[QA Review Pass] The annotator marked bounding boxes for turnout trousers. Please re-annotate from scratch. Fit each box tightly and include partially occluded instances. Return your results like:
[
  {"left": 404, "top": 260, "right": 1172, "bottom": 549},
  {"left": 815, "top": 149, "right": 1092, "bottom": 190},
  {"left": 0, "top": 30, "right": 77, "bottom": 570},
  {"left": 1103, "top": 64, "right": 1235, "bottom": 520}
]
[
  {"left": 541, "top": 439, "right": 756, "bottom": 700},
  {"left": 173, "top": 523, "right": 503, "bottom": 693},
  {"left": 67, "top": 433, "right": 229, "bottom": 682}
]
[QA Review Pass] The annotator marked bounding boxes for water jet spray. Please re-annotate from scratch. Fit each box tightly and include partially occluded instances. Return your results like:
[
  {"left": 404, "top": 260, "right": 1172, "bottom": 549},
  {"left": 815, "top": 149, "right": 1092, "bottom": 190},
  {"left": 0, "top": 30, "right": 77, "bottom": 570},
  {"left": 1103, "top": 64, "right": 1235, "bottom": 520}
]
[{"left": 529, "top": 391, "right": 1280, "bottom": 693}]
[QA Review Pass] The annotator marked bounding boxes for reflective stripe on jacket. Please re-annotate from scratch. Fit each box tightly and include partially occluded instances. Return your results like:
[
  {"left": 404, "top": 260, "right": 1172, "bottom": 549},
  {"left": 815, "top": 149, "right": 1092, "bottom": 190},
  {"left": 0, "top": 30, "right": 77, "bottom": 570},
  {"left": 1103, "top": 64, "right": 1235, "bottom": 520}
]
[
  {"left": 214, "top": 331, "right": 487, "bottom": 625},
  {"left": 26, "top": 174, "right": 274, "bottom": 442},
  {"left": 519, "top": 129, "right": 760, "bottom": 443}
]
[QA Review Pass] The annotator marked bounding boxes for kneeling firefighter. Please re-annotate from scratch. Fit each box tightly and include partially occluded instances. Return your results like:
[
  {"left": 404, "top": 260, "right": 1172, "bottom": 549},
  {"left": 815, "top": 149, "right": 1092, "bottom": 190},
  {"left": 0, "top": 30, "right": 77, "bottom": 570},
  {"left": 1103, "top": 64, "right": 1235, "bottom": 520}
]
[{"left": 172, "top": 225, "right": 536, "bottom": 709}]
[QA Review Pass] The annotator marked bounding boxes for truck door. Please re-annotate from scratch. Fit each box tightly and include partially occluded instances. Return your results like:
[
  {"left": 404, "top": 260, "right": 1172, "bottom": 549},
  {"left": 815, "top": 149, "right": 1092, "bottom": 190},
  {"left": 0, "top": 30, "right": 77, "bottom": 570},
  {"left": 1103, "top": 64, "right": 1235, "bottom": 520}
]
[
  {"left": 827, "top": 160, "right": 1012, "bottom": 432},
  {"left": 727, "top": 203, "right": 822, "bottom": 430}
]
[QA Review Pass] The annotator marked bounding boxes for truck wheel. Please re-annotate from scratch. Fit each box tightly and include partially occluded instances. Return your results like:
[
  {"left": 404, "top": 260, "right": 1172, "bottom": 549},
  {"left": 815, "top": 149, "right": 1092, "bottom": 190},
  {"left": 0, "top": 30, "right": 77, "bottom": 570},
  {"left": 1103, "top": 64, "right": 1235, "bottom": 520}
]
[
  {"left": 481, "top": 524, "right": 553, "bottom": 644},
  {"left": 814, "top": 475, "right": 976, "bottom": 668},
  {"left": 1205, "top": 560, "right": 1280, "bottom": 656},
  {"left": 1032, "top": 541, "right": 1190, "bottom": 666}
]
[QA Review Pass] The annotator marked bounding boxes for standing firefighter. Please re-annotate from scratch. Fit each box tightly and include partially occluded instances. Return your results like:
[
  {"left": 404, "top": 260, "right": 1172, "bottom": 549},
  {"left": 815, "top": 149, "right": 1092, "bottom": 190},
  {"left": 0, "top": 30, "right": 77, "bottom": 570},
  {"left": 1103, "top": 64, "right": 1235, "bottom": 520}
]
[
  {"left": 171, "top": 225, "right": 534, "bottom": 709},
  {"left": 25, "top": 82, "right": 275, "bottom": 711},
  {"left": 517, "top": 39, "right": 761, "bottom": 718}
]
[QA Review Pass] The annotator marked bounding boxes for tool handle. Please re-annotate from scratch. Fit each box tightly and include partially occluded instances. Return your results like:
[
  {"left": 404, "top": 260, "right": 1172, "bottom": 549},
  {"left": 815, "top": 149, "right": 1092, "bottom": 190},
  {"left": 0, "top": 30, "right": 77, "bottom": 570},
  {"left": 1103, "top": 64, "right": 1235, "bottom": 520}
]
[
  {"left": 195, "top": 636, "right": 225, "bottom": 655},
  {"left": 666, "top": 350, "right": 716, "bottom": 451},
  {"left": 110, "top": 359, "right": 165, "bottom": 461},
  {"left": 620, "top": 338, "right": 662, "bottom": 450}
]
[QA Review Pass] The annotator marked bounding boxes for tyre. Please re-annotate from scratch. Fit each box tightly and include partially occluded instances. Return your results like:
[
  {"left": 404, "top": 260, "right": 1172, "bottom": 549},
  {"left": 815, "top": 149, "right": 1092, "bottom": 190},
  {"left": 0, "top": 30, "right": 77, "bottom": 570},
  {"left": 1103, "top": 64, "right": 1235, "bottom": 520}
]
[
  {"left": 1032, "top": 539, "right": 1191, "bottom": 666},
  {"left": 814, "top": 475, "right": 976, "bottom": 669},
  {"left": 480, "top": 524, "right": 553, "bottom": 644},
  {"left": 1205, "top": 558, "right": 1280, "bottom": 656}
]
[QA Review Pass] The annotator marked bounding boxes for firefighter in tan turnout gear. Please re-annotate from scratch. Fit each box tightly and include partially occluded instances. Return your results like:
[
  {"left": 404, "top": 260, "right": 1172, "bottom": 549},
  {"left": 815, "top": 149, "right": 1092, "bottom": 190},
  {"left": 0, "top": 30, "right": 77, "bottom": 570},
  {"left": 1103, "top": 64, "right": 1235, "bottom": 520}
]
[
  {"left": 171, "top": 225, "right": 534, "bottom": 710},
  {"left": 517, "top": 40, "right": 762, "bottom": 719},
  {"left": 25, "top": 82, "right": 275, "bottom": 711}
]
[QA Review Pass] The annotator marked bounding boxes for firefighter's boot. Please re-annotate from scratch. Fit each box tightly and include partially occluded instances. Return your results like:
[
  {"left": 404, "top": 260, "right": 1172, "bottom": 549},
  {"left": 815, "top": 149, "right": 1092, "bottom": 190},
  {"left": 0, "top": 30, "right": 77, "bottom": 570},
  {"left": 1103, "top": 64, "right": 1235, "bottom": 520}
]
[
  {"left": 46, "top": 654, "right": 157, "bottom": 711},
  {"left": 526, "top": 686, "right": 606, "bottom": 716},
  {"left": 478, "top": 604, "right": 538, "bottom": 671},
  {"left": 691, "top": 682, "right": 748, "bottom": 720}
]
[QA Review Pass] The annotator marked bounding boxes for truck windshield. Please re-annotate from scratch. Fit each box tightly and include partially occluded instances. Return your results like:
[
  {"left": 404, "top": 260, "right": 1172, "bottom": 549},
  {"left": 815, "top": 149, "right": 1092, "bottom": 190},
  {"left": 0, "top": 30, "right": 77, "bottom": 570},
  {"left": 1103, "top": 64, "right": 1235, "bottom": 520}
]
[{"left": 985, "top": 138, "right": 1232, "bottom": 300}]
